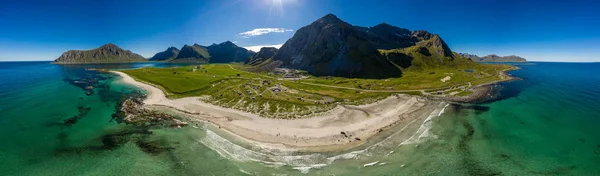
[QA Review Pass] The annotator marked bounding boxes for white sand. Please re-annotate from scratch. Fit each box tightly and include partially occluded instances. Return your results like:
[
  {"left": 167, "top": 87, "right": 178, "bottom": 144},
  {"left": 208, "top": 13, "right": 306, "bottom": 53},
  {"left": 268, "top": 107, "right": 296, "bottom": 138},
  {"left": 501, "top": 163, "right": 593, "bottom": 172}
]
[{"left": 112, "top": 71, "right": 440, "bottom": 151}]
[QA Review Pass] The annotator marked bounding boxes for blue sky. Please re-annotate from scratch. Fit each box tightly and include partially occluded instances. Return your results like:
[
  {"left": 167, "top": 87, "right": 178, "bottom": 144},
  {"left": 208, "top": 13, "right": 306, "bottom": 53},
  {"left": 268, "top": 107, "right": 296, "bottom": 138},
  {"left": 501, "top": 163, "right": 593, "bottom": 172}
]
[{"left": 0, "top": 0, "right": 598, "bottom": 62}]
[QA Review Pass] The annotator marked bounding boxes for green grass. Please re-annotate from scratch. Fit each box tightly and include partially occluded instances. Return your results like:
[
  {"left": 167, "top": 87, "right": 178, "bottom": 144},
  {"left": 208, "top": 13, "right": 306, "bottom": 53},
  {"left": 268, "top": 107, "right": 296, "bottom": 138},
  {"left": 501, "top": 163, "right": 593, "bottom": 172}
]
[
  {"left": 121, "top": 63, "right": 514, "bottom": 118},
  {"left": 299, "top": 63, "right": 513, "bottom": 91}
]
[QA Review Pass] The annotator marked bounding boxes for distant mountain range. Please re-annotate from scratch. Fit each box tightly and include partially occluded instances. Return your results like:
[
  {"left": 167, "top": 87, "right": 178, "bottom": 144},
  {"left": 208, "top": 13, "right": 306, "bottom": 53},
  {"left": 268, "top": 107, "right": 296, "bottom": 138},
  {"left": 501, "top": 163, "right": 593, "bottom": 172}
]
[
  {"left": 54, "top": 41, "right": 254, "bottom": 64},
  {"left": 53, "top": 43, "right": 146, "bottom": 64},
  {"left": 53, "top": 13, "right": 524, "bottom": 78},
  {"left": 459, "top": 53, "right": 527, "bottom": 62}
]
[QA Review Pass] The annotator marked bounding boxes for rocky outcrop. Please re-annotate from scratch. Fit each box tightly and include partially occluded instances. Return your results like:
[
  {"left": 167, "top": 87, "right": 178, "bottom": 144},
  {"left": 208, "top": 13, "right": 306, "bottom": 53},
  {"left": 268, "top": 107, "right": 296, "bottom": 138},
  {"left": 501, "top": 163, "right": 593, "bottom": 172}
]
[
  {"left": 170, "top": 44, "right": 210, "bottom": 63},
  {"left": 53, "top": 43, "right": 147, "bottom": 64},
  {"left": 356, "top": 23, "right": 414, "bottom": 50},
  {"left": 206, "top": 41, "right": 254, "bottom": 63},
  {"left": 117, "top": 99, "right": 187, "bottom": 127},
  {"left": 148, "top": 47, "right": 180, "bottom": 61},
  {"left": 273, "top": 14, "right": 402, "bottom": 78}
]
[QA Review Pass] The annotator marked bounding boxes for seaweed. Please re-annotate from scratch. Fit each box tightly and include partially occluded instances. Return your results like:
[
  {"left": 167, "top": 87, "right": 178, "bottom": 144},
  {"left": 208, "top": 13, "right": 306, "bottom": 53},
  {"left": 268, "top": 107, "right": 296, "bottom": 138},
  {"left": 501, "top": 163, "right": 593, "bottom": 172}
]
[
  {"left": 135, "top": 140, "right": 175, "bottom": 155},
  {"left": 63, "top": 106, "right": 91, "bottom": 127},
  {"left": 450, "top": 104, "right": 490, "bottom": 115},
  {"left": 458, "top": 118, "right": 503, "bottom": 176}
]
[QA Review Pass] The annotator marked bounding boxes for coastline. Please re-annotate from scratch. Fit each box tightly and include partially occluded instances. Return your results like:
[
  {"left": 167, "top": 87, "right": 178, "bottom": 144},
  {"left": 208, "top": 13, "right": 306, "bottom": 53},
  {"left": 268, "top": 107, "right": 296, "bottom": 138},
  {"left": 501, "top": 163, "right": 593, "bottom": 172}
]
[
  {"left": 428, "top": 66, "right": 519, "bottom": 103},
  {"left": 111, "top": 71, "right": 445, "bottom": 152}
]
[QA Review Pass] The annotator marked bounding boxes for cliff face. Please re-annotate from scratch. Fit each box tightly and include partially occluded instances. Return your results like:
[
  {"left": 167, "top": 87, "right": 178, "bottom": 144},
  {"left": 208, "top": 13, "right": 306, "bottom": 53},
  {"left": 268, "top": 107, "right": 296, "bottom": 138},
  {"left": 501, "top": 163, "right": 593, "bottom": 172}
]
[
  {"left": 170, "top": 44, "right": 210, "bottom": 63},
  {"left": 270, "top": 13, "right": 470, "bottom": 77},
  {"left": 206, "top": 41, "right": 254, "bottom": 63},
  {"left": 148, "top": 47, "right": 180, "bottom": 61},
  {"left": 272, "top": 14, "right": 402, "bottom": 78},
  {"left": 53, "top": 43, "right": 147, "bottom": 64}
]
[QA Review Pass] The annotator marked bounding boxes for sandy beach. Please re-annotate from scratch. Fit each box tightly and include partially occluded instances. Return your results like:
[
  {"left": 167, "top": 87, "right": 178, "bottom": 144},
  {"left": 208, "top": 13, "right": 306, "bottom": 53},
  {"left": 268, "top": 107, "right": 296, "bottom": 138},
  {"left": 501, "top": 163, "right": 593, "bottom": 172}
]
[{"left": 112, "top": 71, "right": 443, "bottom": 151}]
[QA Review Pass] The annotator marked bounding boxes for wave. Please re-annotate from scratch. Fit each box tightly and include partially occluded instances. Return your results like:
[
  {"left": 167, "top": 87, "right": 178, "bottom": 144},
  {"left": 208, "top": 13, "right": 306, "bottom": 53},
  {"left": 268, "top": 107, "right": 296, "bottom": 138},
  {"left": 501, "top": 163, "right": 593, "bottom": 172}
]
[
  {"left": 399, "top": 103, "right": 448, "bottom": 146},
  {"left": 197, "top": 102, "right": 450, "bottom": 174}
]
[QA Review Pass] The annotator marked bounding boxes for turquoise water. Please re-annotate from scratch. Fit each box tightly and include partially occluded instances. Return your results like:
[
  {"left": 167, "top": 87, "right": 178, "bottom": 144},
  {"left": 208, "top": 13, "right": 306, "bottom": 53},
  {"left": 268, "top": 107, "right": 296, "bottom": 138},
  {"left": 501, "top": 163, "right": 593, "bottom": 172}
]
[{"left": 0, "top": 62, "right": 599, "bottom": 175}]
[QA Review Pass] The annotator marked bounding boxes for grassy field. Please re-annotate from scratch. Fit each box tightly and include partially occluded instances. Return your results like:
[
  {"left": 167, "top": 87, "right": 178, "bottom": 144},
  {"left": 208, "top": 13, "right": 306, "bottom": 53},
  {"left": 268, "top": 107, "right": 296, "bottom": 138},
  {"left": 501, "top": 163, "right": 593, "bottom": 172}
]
[
  {"left": 121, "top": 63, "right": 514, "bottom": 118},
  {"left": 297, "top": 63, "right": 514, "bottom": 91}
]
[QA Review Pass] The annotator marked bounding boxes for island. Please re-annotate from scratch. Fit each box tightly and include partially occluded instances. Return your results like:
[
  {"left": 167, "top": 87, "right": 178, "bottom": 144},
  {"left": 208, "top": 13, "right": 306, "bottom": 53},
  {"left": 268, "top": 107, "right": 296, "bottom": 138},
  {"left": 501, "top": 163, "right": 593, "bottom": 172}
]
[
  {"left": 53, "top": 43, "right": 147, "bottom": 64},
  {"left": 460, "top": 53, "right": 527, "bottom": 62},
  {"left": 111, "top": 14, "right": 517, "bottom": 151}
]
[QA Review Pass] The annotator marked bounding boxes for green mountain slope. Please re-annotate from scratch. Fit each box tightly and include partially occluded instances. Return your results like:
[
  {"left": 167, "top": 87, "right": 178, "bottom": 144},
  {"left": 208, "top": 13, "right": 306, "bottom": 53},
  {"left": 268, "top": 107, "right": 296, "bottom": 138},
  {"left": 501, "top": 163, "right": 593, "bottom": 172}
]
[
  {"left": 53, "top": 43, "right": 147, "bottom": 64},
  {"left": 170, "top": 44, "right": 210, "bottom": 63},
  {"left": 148, "top": 47, "right": 180, "bottom": 61},
  {"left": 206, "top": 41, "right": 254, "bottom": 63}
]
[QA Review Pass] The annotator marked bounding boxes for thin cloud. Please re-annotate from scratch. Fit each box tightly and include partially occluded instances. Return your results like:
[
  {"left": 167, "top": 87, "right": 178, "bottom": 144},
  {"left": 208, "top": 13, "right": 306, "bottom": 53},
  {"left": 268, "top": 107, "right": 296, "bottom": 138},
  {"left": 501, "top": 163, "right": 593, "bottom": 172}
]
[
  {"left": 239, "top": 28, "right": 293, "bottom": 38},
  {"left": 243, "top": 44, "right": 284, "bottom": 52}
]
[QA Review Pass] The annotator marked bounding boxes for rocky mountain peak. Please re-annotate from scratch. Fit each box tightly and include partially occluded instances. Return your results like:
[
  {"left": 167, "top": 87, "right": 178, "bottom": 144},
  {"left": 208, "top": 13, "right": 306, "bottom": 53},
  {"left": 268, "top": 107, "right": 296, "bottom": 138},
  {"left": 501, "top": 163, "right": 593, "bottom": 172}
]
[
  {"left": 272, "top": 13, "right": 401, "bottom": 78},
  {"left": 412, "top": 30, "right": 433, "bottom": 41},
  {"left": 148, "top": 46, "right": 180, "bottom": 61},
  {"left": 222, "top": 41, "right": 235, "bottom": 46},
  {"left": 99, "top": 43, "right": 117, "bottom": 48},
  {"left": 53, "top": 43, "right": 146, "bottom": 64},
  {"left": 318, "top": 13, "right": 341, "bottom": 23},
  {"left": 206, "top": 41, "right": 253, "bottom": 63},
  {"left": 171, "top": 44, "right": 210, "bottom": 63}
]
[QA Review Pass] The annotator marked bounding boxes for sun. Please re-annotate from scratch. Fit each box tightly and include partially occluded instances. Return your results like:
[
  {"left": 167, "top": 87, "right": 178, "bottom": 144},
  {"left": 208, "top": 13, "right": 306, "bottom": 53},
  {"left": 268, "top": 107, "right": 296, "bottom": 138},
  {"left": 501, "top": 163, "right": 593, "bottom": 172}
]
[{"left": 266, "top": 0, "right": 297, "bottom": 19}]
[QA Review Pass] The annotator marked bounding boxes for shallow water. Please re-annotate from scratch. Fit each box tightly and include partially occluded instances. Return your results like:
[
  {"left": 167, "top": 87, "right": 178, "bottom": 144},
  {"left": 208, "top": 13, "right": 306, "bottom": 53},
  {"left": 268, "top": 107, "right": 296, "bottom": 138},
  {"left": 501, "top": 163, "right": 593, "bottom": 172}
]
[{"left": 1, "top": 62, "right": 599, "bottom": 175}]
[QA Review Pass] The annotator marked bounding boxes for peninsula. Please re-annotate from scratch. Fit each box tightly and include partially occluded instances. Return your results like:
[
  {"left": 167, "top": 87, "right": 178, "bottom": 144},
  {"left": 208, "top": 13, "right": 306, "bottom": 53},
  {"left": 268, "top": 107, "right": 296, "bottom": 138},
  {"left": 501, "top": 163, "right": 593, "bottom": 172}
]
[{"left": 112, "top": 14, "right": 516, "bottom": 151}]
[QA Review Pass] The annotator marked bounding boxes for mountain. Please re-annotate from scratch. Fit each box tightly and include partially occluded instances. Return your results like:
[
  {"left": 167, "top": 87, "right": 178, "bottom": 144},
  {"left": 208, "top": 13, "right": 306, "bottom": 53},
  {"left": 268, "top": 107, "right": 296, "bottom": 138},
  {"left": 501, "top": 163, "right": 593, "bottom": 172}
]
[
  {"left": 53, "top": 43, "right": 146, "bottom": 64},
  {"left": 356, "top": 22, "right": 464, "bottom": 70},
  {"left": 480, "top": 54, "right": 527, "bottom": 62},
  {"left": 458, "top": 53, "right": 481, "bottom": 61},
  {"left": 170, "top": 44, "right": 210, "bottom": 63},
  {"left": 270, "top": 14, "right": 472, "bottom": 78},
  {"left": 148, "top": 47, "right": 180, "bottom": 61},
  {"left": 460, "top": 53, "right": 527, "bottom": 62},
  {"left": 272, "top": 14, "right": 402, "bottom": 78},
  {"left": 354, "top": 23, "right": 416, "bottom": 50},
  {"left": 206, "top": 41, "right": 254, "bottom": 63},
  {"left": 245, "top": 47, "right": 278, "bottom": 66}
]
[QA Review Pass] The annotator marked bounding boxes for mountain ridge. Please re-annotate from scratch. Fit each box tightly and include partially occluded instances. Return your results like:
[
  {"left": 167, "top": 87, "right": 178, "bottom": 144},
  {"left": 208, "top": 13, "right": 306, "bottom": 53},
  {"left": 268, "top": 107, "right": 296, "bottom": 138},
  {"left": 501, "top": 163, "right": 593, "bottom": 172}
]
[
  {"left": 459, "top": 53, "right": 527, "bottom": 62},
  {"left": 148, "top": 47, "right": 180, "bottom": 61},
  {"left": 53, "top": 43, "right": 147, "bottom": 64},
  {"left": 272, "top": 13, "right": 403, "bottom": 78},
  {"left": 206, "top": 41, "right": 254, "bottom": 63},
  {"left": 265, "top": 13, "right": 472, "bottom": 78},
  {"left": 170, "top": 44, "right": 210, "bottom": 63}
]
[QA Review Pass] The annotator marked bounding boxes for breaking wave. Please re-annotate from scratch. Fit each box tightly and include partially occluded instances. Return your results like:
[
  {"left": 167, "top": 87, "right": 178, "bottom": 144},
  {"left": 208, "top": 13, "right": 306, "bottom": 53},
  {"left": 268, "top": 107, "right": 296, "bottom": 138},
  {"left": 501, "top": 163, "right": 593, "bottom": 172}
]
[{"left": 198, "top": 102, "right": 449, "bottom": 174}]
